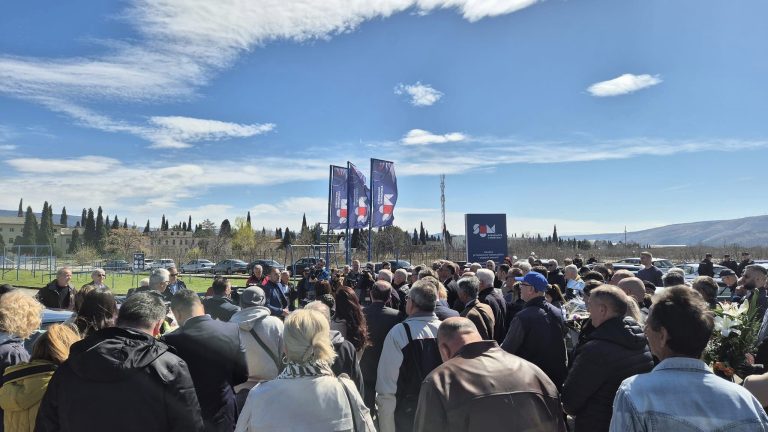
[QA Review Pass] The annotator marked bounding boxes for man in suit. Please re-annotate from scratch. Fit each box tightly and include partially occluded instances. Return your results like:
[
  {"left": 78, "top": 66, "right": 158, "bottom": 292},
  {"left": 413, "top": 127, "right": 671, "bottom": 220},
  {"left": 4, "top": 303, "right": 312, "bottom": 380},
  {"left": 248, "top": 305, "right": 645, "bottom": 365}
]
[
  {"left": 263, "top": 267, "right": 289, "bottom": 318},
  {"left": 360, "top": 281, "right": 402, "bottom": 411},
  {"left": 457, "top": 276, "right": 495, "bottom": 341},
  {"left": 202, "top": 277, "right": 241, "bottom": 321},
  {"left": 164, "top": 290, "right": 248, "bottom": 432}
]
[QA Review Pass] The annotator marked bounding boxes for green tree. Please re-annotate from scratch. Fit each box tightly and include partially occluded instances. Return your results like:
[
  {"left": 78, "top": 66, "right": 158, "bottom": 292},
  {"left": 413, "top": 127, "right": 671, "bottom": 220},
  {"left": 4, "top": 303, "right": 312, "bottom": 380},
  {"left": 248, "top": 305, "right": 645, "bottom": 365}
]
[
  {"left": 552, "top": 225, "right": 558, "bottom": 243},
  {"left": 144, "top": 220, "right": 150, "bottom": 233},
  {"left": 60, "top": 207, "right": 68, "bottom": 226},
  {"left": 219, "top": 219, "right": 232, "bottom": 237},
  {"left": 95, "top": 207, "right": 106, "bottom": 251},
  {"left": 123, "top": 218, "right": 128, "bottom": 229},
  {"left": 281, "top": 227, "right": 292, "bottom": 248},
  {"left": 37, "top": 201, "right": 54, "bottom": 246},
  {"left": 246, "top": 211, "right": 252, "bottom": 227},
  {"left": 301, "top": 213, "right": 308, "bottom": 235},
  {"left": 81, "top": 208, "right": 87, "bottom": 228},
  {"left": 161, "top": 215, "right": 166, "bottom": 231},
  {"left": 105, "top": 215, "right": 111, "bottom": 232},
  {"left": 83, "top": 208, "right": 97, "bottom": 248},
  {"left": 68, "top": 229, "right": 81, "bottom": 254},
  {"left": 188, "top": 215, "right": 192, "bottom": 231},
  {"left": 419, "top": 222, "right": 426, "bottom": 245},
  {"left": 21, "top": 206, "right": 38, "bottom": 246},
  {"left": 17, "top": 199, "right": 23, "bottom": 217},
  {"left": 111, "top": 215, "right": 120, "bottom": 230},
  {"left": 0, "top": 234, "right": 5, "bottom": 251}
]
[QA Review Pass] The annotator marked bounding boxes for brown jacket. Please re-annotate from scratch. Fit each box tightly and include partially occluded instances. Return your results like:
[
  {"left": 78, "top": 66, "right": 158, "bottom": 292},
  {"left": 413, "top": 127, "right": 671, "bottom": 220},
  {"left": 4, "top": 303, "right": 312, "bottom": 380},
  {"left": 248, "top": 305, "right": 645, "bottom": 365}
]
[
  {"left": 414, "top": 341, "right": 566, "bottom": 432},
  {"left": 460, "top": 300, "right": 495, "bottom": 341}
]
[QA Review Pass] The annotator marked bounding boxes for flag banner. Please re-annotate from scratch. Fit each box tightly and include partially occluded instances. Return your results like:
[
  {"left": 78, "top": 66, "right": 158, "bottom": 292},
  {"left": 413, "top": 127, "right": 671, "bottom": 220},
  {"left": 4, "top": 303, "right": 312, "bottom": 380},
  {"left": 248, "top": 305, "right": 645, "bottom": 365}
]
[
  {"left": 348, "top": 162, "right": 370, "bottom": 229},
  {"left": 371, "top": 159, "right": 398, "bottom": 227},
  {"left": 329, "top": 165, "right": 348, "bottom": 230}
]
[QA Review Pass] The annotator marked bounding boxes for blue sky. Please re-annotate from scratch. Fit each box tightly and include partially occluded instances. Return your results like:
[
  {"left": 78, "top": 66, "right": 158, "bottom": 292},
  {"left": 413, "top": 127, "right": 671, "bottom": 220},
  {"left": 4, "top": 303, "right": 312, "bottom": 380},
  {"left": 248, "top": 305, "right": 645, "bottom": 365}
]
[{"left": 1, "top": 0, "right": 767, "bottom": 236}]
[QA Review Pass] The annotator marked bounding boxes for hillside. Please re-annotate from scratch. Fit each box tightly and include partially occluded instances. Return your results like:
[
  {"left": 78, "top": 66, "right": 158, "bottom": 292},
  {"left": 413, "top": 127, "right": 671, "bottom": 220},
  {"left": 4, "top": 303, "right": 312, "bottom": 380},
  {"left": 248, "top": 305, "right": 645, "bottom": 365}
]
[
  {"left": 0, "top": 210, "right": 80, "bottom": 227},
  {"left": 571, "top": 215, "right": 768, "bottom": 247}
]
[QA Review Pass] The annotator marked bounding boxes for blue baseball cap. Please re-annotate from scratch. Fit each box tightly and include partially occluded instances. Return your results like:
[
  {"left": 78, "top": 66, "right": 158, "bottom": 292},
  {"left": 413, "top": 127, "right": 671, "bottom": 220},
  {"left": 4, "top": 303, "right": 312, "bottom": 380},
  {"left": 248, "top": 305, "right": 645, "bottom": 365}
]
[{"left": 515, "top": 272, "right": 549, "bottom": 292}]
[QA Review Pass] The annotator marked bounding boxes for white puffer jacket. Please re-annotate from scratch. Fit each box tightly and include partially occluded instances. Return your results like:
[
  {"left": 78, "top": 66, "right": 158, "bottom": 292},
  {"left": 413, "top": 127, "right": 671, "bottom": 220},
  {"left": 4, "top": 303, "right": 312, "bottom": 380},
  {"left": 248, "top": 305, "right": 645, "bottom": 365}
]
[{"left": 229, "top": 306, "right": 284, "bottom": 392}]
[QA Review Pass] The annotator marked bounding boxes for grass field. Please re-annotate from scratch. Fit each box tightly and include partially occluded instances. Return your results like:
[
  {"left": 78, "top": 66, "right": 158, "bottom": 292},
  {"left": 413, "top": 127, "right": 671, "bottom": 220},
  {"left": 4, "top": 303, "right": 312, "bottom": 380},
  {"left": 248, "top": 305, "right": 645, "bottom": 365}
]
[{"left": 0, "top": 268, "right": 251, "bottom": 295}]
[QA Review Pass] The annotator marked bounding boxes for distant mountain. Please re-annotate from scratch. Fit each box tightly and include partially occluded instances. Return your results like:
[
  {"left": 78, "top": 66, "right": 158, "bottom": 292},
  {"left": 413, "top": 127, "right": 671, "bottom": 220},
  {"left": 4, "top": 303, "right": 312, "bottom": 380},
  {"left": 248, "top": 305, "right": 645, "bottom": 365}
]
[
  {"left": 0, "top": 210, "right": 81, "bottom": 227},
  {"left": 571, "top": 215, "right": 768, "bottom": 247}
]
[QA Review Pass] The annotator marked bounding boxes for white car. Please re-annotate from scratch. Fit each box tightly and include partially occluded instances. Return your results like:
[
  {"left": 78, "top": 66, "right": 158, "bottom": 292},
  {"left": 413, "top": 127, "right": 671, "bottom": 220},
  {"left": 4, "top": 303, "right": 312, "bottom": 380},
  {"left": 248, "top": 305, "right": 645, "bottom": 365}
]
[
  {"left": 614, "top": 257, "right": 675, "bottom": 273},
  {"left": 674, "top": 263, "right": 727, "bottom": 286},
  {"left": 149, "top": 259, "right": 176, "bottom": 270},
  {"left": 181, "top": 259, "right": 214, "bottom": 273}
]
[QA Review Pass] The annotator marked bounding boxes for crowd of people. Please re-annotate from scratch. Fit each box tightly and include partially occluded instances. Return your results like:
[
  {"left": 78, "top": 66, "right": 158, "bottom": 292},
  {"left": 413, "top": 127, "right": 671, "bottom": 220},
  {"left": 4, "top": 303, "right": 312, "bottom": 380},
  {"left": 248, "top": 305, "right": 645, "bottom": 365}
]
[{"left": 0, "top": 251, "right": 768, "bottom": 431}]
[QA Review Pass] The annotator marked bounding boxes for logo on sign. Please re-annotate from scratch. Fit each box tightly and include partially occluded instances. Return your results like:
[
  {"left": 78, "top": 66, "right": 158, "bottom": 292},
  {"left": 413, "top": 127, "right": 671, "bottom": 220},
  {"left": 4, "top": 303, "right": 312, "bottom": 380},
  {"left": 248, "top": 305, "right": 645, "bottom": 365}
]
[
  {"left": 377, "top": 194, "right": 394, "bottom": 222},
  {"left": 473, "top": 224, "right": 496, "bottom": 238}
]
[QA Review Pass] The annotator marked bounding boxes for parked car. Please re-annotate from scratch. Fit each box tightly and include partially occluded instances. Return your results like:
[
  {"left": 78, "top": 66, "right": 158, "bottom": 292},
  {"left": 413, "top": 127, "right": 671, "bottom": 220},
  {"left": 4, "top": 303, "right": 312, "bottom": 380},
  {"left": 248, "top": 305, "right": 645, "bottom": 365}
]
[
  {"left": 180, "top": 259, "right": 215, "bottom": 273},
  {"left": 102, "top": 259, "right": 131, "bottom": 271},
  {"left": 213, "top": 259, "right": 248, "bottom": 275},
  {"left": 374, "top": 260, "right": 412, "bottom": 272},
  {"left": 674, "top": 263, "right": 728, "bottom": 286},
  {"left": 25, "top": 309, "right": 75, "bottom": 352},
  {"left": 247, "top": 259, "right": 285, "bottom": 275},
  {"left": 614, "top": 257, "right": 675, "bottom": 273},
  {"left": 291, "top": 257, "right": 319, "bottom": 275},
  {"left": 149, "top": 259, "right": 176, "bottom": 270},
  {"left": 142, "top": 258, "right": 154, "bottom": 269}
]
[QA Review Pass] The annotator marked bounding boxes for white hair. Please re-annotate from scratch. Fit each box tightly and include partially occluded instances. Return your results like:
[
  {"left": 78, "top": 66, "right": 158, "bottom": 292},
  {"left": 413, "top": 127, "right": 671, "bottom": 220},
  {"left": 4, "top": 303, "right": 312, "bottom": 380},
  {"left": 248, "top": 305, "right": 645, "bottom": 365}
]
[
  {"left": 91, "top": 268, "right": 105, "bottom": 277},
  {"left": 395, "top": 268, "right": 408, "bottom": 278},
  {"left": 377, "top": 269, "right": 393, "bottom": 283},
  {"left": 149, "top": 268, "right": 169, "bottom": 289},
  {"left": 476, "top": 268, "right": 495, "bottom": 288},
  {"left": 514, "top": 260, "right": 532, "bottom": 273},
  {"left": 564, "top": 264, "right": 578, "bottom": 276}
]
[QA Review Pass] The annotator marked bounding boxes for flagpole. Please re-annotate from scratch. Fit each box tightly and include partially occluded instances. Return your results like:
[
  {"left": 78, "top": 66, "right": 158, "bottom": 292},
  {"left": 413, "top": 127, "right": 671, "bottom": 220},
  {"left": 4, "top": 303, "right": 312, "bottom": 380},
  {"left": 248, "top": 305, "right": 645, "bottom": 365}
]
[
  {"left": 326, "top": 165, "right": 331, "bottom": 270},
  {"left": 345, "top": 163, "right": 351, "bottom": 265},
  {"left": 367, "top": 159, "right": 373, "bottom": 263}
]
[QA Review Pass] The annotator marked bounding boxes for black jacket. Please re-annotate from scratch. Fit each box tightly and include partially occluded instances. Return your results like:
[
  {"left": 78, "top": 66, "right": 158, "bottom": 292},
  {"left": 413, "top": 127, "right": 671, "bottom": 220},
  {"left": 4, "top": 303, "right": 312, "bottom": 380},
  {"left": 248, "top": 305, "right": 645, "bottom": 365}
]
[
  {"left": 434, "top": 300, "right": 459, "bottom": 321},
  {"left": 361, "top": 303, "right": 401, "bottom": 409},
  {"left": 443, "top": 279, "right": 461, "bottom": 310},
  {"left": 202, "top": 296, "right": 241, "bottom": 322},
  {"left": 36, "top": 281, "right": 75, "bottom": 310},
  {"left": 562, "top": 316, "right": 654, "bottom": 432},
  {"left": 501, "top": 296, "right": 568, "bottom": 390},
  {"left": 738, "top": 259, "right": 755, "bottom": 277},
  {"left": 548, "top": 269, "right": 567, "bottom": 292},
  {"left": 720, "top": 259, "right": 739, "bottom": 273},
  {"left": 478, "top": 287, "right": 507, "bottom": 345},
  {"left": 162, "top": 315, "right": 248, "bottom": 432},
  {"left": 330, "top": 330, "right": 364, "bottom": 396},
  {"left": 698, "top": 259, "right": 715, "bottom": 277},
  {"left": 35, "top": 327, "right": 204, "bottom": 432}
]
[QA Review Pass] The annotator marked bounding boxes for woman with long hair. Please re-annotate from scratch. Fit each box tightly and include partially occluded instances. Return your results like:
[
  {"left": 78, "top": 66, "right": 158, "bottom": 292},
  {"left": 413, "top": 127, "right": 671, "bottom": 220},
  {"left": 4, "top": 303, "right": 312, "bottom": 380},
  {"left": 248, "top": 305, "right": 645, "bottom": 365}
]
[
  {"left": 235, "top": 309, "right": 374, "bottom": 432},
  {"left": 331, "top": 287, "right": 369, "bottom": 354},
  {"left": 0, "top": 324, "right": 80, "bottom": 432},
  {"left": 73, "top": 288, "right": 118, "bottom": 338}
]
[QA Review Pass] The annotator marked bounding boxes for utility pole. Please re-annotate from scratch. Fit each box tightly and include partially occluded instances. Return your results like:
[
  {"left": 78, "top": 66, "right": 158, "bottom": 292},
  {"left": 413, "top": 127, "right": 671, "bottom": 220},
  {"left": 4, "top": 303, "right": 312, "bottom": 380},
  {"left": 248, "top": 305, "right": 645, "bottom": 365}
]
[
  {"left": 624, "top": 226, "right": 627, "bottom": 244},
  {"left": 440, "top": 174, "right": 447, "bottom": 259}
]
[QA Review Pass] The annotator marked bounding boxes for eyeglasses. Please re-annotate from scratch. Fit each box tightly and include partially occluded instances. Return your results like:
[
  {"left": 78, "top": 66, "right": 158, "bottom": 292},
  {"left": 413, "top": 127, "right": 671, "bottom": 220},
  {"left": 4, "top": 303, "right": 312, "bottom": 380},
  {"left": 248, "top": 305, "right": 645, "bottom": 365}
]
[{"left": 169, "top": 273, "right": 178, "bottom": 277}]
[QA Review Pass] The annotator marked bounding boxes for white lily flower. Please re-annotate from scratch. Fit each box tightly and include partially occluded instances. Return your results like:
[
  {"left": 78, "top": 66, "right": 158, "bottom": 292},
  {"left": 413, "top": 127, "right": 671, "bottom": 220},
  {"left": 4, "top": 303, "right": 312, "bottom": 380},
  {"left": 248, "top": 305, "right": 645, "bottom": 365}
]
[{"left": 714, "top": 315, "right": 742, "bottom": 337}]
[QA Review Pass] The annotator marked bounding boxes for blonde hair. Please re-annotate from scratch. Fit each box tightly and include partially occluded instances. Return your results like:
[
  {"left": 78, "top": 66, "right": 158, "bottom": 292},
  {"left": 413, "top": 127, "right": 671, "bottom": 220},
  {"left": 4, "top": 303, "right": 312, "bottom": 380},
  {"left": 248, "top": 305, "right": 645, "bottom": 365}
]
[
  {"left": 0, "top": 291, "right": 44, "bottom": 339},
  {"left": 31, "top": 323, "right": 81, "bottom": 364},
  {"left": 283, "top": 309, "right": 336, "bottom": 364}
]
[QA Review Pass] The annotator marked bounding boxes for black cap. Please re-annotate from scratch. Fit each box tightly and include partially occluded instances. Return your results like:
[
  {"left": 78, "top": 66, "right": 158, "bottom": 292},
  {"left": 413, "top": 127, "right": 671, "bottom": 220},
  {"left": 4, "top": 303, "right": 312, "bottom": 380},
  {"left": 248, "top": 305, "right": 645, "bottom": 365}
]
[{"left": 720, "top": 269, "right": 736, "bottom": 277}]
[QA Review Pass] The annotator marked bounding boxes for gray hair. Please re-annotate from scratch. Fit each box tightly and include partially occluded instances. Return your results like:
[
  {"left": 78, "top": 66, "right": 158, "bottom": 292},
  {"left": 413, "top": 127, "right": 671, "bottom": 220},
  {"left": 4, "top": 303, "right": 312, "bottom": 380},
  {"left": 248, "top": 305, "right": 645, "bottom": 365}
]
[
  {"left": 377, "top": 269, "right": 393, "bottom": 283},
  {"left": 438, "top": 317, "right": 479, "bottom": 343},
  {"left": 745, "top": 264, "right": 768, "bottom": 276},
  {"left": 91, "top": 268, "right": 105, "bottom": 277},
  {"left": 475, "top": 269, "right": 495, "bottom": 288},
  {"left": 117, "top": 292, "right": 167, "bottom": 329},
  {"left": 549, "top": 259, "right": 559, "bottom": 268},
  {"left": 149, "top": 268, "right": 170, "bottom": 289},
  {"left": 56, "top": 267, "right": 72, "bottom": 278},
  {"left": 304, "top": 301, "right": 331, "bottom": 324},
  {"left": 564, "top": 264, "right": 578, "bottom": 275},
  {"left": 514, "top": 261, "right": 532, "bottom": 273},
  {"left": 394, "top": 268, "right": 408, "bottom": 279},
  {"left": 457, "top": 276, "right": 480, "bottom": 300},
  {"left": 409, "top": 279, "right": 437, "bottom": 312}
]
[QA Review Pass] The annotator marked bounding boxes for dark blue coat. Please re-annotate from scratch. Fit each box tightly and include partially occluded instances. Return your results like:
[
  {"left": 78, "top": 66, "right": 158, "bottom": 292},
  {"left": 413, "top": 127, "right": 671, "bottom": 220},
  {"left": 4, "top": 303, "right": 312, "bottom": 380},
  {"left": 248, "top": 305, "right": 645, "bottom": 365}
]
[
  {"left": 162, "top": 315, "right": 247, "bottom": 432},
  {"left": 263, "top": 281, "right": 288, "bottom": 317}
]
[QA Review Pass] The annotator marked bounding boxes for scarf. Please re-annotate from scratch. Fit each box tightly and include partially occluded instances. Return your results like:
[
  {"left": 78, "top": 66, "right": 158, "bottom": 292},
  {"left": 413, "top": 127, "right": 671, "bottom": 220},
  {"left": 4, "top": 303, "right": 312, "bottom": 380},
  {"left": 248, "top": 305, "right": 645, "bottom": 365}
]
[{"left": 277, "top": 359, "right": 334, "bottom": 380}]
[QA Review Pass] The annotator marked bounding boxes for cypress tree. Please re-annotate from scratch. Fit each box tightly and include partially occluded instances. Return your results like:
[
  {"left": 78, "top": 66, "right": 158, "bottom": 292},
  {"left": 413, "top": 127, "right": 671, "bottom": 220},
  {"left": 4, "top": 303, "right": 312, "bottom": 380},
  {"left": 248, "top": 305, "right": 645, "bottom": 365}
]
[
  {"left": 37, "top": 201, "right": 54, "bottom": 246},
  {"left": 68, "top": 229, "right": 81, "bottom": 254},
  {"left": 219, "top": 219, "right": 232, "bottom": 237},
  {"left": 21, "top": 206, "right": 38, "bottom": 246},
  {"left": 60, "top": 207, "right": 68, "bottom": 226},
  {"left": 95, "top": 207, "right": 106, "bottom": 250},
  {"left": 161, "top": 215, "right": 166, "bottom": 231},
  {"left": 17, "top": 199, "right": 23, "bottom": 217},
  {"left": 111, "top": 216, "right": 120, "bottom": 230},
  {"left": 105, "top": 215, "right": 111, "bottom": 231},
  {"left": 123, "top": 218, "right": 128, "bottom": 229},
  {"left": 188, "top": 215, "right": 192, "bottom": 231},
  {"left": 552, "top": 225, "right": 558, "bottom": 243},
  {"left": 412, "top": 228, "right": 418, "bottom": 245},
  {"left": 419, "top": 222, "right": 426, "bottom": 245},
  {"left": 301, "top": 214, "right": 308, "bottom": 234},
  {"left": 182, "top": 222, "right": 187, "bottom": 231},
  {"left": 282, "top": 227, "right": 291, "bottom": 248},
  {"left": 246, "top": 211, "right": 252, "bottom": 227},
  {"left": 0, "top": 234, "right": 4, "bottom": 251},
  {"left": 84, "top": 208, "right": 96, "bottom": 247},
  {"left": 144, "top": 220, "right": 150, "bottom": 233},
  {"left": 81, "top": 208, "right": 87, "bottom": 228}
]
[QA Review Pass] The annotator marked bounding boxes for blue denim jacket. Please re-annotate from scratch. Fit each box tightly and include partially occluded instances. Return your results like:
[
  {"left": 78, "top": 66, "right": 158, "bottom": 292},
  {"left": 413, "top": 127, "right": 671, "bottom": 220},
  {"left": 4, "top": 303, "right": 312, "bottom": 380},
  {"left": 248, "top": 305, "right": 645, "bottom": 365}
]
[{"left": 610, "top": 357, "right": 768, "bottom": 432}]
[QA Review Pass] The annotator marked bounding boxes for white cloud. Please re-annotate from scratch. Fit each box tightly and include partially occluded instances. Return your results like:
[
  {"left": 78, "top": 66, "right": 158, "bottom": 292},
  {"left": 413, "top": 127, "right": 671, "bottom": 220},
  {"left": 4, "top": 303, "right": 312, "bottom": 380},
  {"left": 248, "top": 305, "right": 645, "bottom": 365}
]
[
  {"left": 0, "top": 1, "right": 538, "bottom": 142},
  {"left": 402, "top": 129, "right": 467, "bottom": 145},
  {"left": 394, "top": 82, "right": 443, "bottom": 106},
  {"left": 6, "top": 156, "right": 120, "bottom": 173},
  {"left": 587, "top": 73, "right": 662, "bottom": 97}
]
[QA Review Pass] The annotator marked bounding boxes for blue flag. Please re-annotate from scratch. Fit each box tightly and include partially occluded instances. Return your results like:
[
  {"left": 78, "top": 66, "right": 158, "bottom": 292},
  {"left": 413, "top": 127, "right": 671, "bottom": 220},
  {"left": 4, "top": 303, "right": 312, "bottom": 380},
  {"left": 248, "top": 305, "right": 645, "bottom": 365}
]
[
  {"left": 347, "top": 162, "right": 370, "bottom": 229},
  {"left": 329, "top": 165, "right": 348, "bottom": 230},
  {"left": 371, "top": 159, "right": 397, "bottom": 227}
]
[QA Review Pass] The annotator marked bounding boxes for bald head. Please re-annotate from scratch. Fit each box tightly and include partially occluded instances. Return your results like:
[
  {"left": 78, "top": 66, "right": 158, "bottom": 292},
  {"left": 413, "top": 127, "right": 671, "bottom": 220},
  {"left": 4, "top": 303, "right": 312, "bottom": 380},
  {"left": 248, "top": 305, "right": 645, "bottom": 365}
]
[
  {"left": 610, "top": 270, "right": 635, "bottom": 285},
  {"left": 618, "top": 277, "right": 646, "bottom": 304},
  {"left": 437, "top": 317, "right": 483, "bottom": 362}
]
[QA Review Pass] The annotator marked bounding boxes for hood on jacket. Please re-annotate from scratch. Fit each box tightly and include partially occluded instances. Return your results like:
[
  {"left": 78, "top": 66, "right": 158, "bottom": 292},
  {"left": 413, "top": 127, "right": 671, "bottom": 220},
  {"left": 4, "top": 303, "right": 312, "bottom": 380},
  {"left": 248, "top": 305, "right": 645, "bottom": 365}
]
[
  {"left": 229, "top": 306, "right": 271, "bottom": 331},
  {"left": 330, "top": 330, "right": 345, "bottom": 345},
  {"left": 588, "top": 316, "right": 647, "bottom": 350},
  {"left": 0, "top": 332, "right": 23, "bottom": 346},
  {"left": 0, "top": 359, "right": 55, "bottom": 412},
  {"left": 67, "top": 327, "right": 169, "bottom": 382}
]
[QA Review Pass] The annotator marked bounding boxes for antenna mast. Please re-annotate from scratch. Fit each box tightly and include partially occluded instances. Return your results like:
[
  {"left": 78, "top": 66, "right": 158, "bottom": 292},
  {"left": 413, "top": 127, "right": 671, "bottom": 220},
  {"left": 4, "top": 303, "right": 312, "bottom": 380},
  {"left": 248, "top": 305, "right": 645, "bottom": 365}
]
[{"left": 440, "top": 174, "right": 447, "bottom": 259}]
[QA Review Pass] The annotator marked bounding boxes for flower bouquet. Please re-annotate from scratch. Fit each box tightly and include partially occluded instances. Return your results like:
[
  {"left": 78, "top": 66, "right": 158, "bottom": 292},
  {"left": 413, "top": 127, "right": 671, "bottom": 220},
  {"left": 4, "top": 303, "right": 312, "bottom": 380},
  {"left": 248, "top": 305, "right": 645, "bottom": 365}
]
[{"left": 703, "top": 293, "right": 761, "bottom": 380}]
